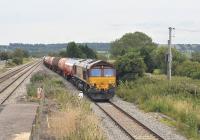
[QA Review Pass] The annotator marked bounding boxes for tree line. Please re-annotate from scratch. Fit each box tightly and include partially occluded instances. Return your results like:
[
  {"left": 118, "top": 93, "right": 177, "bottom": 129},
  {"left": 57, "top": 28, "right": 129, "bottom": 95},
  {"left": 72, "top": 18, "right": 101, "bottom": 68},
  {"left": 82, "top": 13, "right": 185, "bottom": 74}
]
[
  {"left": 111, "top": 32, "right": 200, "bottom": 80},
  {"left": 0, "top": 48, "right": 29, "bottom": 65},
  {"left": 49, "top": 42, "right": 97, "bottom": 59}
]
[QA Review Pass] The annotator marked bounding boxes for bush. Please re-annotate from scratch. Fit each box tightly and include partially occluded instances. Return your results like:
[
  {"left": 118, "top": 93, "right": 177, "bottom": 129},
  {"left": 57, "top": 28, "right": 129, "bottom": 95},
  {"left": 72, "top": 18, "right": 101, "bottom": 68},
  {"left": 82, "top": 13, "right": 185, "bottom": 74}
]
[
  {"left": 12, "top": 57, "right": 23, "bottom": 65},
  {"left": 27, "top": 84, "right": 37, "bottom": 97},
  {"left": 5, "top": 59, "right": 16, "bottom": 67},
  {"left": 191, "top": 52, "right": 200, "bottom": 63},
  {"left": 30, "top": 71, "right": 49, "bottom": 83},
  {"left": 153, "top": 69, "right": 162, "bottom": 75},
  {"left": 115, "top": 52, "right": 146, "bottom": 81},
  {"left": 175, "top": 61, "right": 200, "bottom": 79}
]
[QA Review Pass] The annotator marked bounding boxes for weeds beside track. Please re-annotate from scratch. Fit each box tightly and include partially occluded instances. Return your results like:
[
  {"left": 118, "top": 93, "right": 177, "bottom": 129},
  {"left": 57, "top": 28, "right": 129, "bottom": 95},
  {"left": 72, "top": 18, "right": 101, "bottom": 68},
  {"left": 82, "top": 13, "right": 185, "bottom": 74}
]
[{"left": 27, "top": 71, "right": 106, "bottom": 140}]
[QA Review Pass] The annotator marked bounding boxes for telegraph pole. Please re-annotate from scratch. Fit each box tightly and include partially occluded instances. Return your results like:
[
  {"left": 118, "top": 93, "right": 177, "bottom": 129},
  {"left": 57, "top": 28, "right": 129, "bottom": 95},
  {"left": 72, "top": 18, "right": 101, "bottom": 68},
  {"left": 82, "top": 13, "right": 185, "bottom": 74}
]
[{"left": 167, "top": 27, "right": 175, "bottom": 80}]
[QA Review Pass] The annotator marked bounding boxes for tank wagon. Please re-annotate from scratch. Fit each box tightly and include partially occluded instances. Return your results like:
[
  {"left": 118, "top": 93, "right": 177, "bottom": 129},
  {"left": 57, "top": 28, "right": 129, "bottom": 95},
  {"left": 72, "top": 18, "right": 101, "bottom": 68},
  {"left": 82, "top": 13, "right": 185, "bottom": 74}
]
[
  {"left": 43, "top": 56, "right": 116, "bottom": 100},
  {"left": 43, "top": 56, "right": 54, "bottom": 69},
  {"left": 52, "top": 57, "right": 61, "bottom": 71}
]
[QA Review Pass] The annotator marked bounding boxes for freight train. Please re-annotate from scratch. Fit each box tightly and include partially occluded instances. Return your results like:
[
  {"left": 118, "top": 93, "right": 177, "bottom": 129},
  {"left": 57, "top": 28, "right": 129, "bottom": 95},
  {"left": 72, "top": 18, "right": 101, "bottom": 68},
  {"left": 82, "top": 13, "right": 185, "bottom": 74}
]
[{"left": 43, "top": 56, "right": 116, "bottom": 100}]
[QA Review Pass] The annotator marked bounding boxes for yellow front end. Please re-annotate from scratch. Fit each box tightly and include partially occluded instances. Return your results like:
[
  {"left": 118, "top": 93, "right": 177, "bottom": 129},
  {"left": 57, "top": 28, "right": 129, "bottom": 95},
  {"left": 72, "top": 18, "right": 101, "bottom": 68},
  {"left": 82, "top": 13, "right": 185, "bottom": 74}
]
[{"left": 88, "top": 77, "right": 116, "bottom": 90}]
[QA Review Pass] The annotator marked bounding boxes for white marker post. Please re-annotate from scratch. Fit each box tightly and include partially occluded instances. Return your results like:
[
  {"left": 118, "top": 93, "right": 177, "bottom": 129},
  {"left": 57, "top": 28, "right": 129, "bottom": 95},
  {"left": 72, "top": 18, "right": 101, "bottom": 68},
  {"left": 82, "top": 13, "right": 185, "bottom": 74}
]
[{"left": 78, "top": 91, "right": 83, "bottom": 99}]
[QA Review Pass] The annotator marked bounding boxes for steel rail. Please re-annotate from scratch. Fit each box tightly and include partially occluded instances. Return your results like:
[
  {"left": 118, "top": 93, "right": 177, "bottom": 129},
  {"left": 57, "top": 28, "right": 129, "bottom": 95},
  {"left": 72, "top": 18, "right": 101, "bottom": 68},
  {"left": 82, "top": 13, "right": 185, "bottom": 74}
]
[
  {"left": 0, "top": 61, "right": 40, "bottom": 93},
  {"left": 108, "top": 101, "right": 165, "bottom": 140},
  {"left": 95, "top": 101, "right": 164, "bottom": 140},
  {"left": 0, "top": 61, "right": 41, "bottom": 104},
  {"left": 0, "top": 61, "right": 35, "bottom": 83}
]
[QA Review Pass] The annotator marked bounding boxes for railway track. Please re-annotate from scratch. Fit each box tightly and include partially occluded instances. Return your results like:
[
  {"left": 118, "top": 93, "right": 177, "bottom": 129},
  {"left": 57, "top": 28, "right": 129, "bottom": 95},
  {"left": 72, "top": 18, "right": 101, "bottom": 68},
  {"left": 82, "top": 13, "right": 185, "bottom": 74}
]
[
  {"left": 0, "top": 60, "right": 41, "bottom": 104},
  {"left": 95, "top": 101, "right": 164, "bottom": 140},
  {"left": 0, "top": 61, "right": 35, "bottom": 83}
]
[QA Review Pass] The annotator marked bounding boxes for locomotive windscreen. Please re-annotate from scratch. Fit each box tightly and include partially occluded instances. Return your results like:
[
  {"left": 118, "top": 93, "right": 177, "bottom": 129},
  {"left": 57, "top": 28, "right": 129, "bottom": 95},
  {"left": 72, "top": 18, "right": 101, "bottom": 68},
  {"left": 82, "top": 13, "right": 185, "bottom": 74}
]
[
  {"left": 90, "top": 69, "right": 101, "bottom": 77},
  {"left": 103, "top": 68, "right": 115, "bottom": 77}
]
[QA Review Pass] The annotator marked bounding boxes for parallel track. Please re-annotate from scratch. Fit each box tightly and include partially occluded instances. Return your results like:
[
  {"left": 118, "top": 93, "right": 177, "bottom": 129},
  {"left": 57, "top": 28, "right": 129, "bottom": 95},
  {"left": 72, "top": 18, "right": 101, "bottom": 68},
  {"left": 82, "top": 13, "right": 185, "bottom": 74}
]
[
  {"left": 95, "top": 101, "right": 164, "bottom": 140},
  {"left": 0, "top": 61, "right": 41, "bottom": 104},
  {"left": 0, "top": 62, "right": 34, "bottom": 83},
  {"left": 0, "top": 61, "right": 40, "bottom": 93}
]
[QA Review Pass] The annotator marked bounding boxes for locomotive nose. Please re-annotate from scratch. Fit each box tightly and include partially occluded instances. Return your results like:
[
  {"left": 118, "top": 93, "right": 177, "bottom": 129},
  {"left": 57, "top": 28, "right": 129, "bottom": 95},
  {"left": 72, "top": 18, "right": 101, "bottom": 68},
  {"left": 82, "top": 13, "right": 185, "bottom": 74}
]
[{"left": 92, "top": 80, "right": 115, "bottom": 90}]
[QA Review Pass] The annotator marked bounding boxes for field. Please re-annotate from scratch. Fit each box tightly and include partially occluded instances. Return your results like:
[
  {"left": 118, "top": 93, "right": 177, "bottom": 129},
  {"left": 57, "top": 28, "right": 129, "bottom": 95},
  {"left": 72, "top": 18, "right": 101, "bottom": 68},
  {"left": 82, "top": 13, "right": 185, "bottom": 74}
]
[
  {"left": 27, "top": 71, "right": 105, "bottom": 140},
  {"left": 117, "top": 75, "right": 200, "bottom": 140}
]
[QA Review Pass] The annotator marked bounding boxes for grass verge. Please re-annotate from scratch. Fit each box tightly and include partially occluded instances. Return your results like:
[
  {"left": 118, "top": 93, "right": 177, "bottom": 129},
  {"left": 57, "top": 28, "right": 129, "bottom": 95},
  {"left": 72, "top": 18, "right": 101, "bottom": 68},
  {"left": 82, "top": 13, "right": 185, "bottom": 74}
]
[
  {"left": 27, "top": 71, "right": 105, "bottom": 140},
  {"left": 117, "top": 75, "right": 200, "bottom": 140}
]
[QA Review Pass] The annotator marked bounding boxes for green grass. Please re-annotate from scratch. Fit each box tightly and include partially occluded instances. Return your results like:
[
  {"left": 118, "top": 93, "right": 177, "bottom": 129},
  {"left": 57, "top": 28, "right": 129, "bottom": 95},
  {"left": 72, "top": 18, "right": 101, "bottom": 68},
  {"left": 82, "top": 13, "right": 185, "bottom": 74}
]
[
  {"left": 23, "top": 58, "right": 32, "bottom": 64},
  {"left": 27, "top": 71, "right": 105, "bottom": 140},
  {"left": 117, "top": 75, "right": 200, "bottom": 140}
]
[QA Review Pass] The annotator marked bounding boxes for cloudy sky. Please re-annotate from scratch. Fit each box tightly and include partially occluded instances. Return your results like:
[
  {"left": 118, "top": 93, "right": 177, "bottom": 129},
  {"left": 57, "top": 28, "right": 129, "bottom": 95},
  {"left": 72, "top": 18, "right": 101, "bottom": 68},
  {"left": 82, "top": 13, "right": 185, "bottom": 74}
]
[{"left": 0, "top": 0, "right": 199, "bottom": 44}]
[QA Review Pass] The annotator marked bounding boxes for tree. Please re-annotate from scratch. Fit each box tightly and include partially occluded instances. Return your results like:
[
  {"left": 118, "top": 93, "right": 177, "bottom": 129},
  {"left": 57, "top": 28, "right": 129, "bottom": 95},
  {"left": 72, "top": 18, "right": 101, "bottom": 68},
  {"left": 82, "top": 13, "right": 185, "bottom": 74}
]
[
  {"left": 22, "top": 50, "right": 29, "bottom": 58},
  {"left": 12, "top": 48, "right": 24, "bottom": 64},
  {"left": 191, "top": 52, "right": 200, "bottom": 63},
  {"left": 48, "top": 52, "right": 58, "bottom": 57},
  {"left": 66, "top": 42, "right": 85, "bottom": 58},
  {"left": 59, "top": 50, "right": 67, "bottom": 57},
  {"left": 0, "top": 51, "right": 10, "bottom": 60},
  {"left": 151, "top": 47, "right": 167, "bottom": 73},
  {"left": 66, "top": 42, "right": 97, "bottom": 59},
  {"left": 152, "top": 46, "right": 187, "bottom": 75},
  {"left": 111, "top": 32, "right": 155, "bottom": 56},
  {"left": 79, "top": 44, "right": 97, "bottom": 59},
  {"left": 13, "top": 48, "right": 24, "bottom": 58},
  {"left": 97, "top": 53, "right": 108, "bottom": 61},
  {"left": 140, "top": 46, "right": 157, "bottom": 72},
  {"left": 115, "top": 52, "right": 146, "bottom": 81}
]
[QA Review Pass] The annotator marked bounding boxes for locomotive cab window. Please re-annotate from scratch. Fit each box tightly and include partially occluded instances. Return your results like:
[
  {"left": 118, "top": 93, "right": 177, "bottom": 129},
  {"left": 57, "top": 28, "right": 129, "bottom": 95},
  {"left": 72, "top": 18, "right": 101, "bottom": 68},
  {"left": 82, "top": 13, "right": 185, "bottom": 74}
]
[
  {"left": 103, "top": 68, "right": 115, "bottom": 77},
  {"left": 90, "top": 69, "right": 101, "bottom": 77}
]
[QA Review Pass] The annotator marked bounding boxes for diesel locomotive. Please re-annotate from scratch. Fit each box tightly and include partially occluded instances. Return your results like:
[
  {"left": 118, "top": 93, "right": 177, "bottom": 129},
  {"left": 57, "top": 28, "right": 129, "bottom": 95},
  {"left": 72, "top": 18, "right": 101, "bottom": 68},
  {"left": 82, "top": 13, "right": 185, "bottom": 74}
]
[{"left": 43, "top": 56, "right": 116, "bottom": 100}]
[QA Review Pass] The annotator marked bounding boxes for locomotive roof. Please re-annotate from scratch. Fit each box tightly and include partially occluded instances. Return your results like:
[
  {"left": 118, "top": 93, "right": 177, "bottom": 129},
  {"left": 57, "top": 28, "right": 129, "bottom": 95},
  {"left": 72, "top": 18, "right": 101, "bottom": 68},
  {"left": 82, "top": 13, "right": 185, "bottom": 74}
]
[
  {"left": 65, "top": 58, "right": 80, "bottom": 66},
  {"left": 75, "top": 59, "right": 113, "bottom": 69}
]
